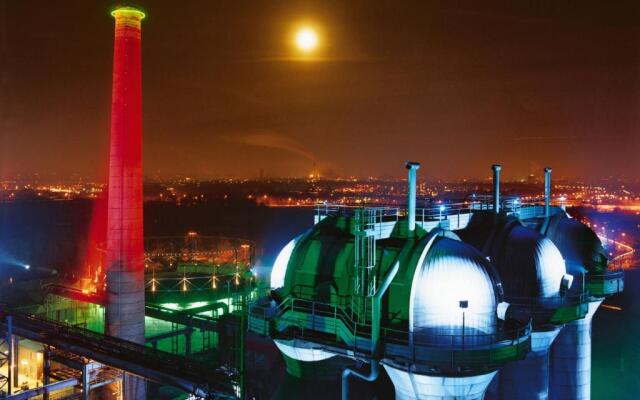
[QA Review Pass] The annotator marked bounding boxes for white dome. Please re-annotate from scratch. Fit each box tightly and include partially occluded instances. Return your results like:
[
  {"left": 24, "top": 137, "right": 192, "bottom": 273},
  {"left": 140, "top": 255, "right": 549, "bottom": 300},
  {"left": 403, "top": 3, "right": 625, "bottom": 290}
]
[
  {"left": 535, "top": 237, "right": 567, "bottom": 298},
  {"left": 270, "top": 238, "right": 297, "bottom": 289},
  {"left": 496, "top": 226, "right": 567, "bottom": 299},
  {"left": 410, "top": 237, "right": 498, "bottom": 346}
]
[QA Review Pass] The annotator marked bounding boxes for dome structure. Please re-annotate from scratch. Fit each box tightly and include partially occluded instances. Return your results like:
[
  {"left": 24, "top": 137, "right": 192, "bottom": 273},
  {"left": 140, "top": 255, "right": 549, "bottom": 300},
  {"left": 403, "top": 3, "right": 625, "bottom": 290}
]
[
  {"left": 490, "top": 224, "right": 567, "bottom": 300},
  {"left": 250, "top": 160, "right": 535, "bottom": 400},
  {"left": 543, "top": 215, "right": 607, "bottom": 275},
  {"left": 249, "top": 211, "right": 530, "bottom": 399},
  {"left": 411, "top": 237, "right": 498, "bottom": 346},
  {"left": 271, "top": 237, "right": 299, "bottom": 289}
]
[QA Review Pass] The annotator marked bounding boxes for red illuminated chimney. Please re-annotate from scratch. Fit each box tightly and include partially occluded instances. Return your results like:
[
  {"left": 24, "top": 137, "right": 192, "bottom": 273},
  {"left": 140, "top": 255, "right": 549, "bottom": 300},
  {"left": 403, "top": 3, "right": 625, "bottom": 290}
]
[{"left": 106, "top": 6, "right": 146, "bottom": 399}]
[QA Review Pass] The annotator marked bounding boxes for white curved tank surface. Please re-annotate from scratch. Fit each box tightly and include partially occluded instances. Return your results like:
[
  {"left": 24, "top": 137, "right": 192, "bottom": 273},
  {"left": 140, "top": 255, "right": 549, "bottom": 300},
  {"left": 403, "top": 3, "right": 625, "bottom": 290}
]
[
  {"left": 489, "top": 226, "right": 569, "bottom": 400},
  {"left": 411, "top": 237, "right": 498, "bottom": 346},
  {"left": 274, "top": 339, "right": 335, "bottom": 363},
  {"left": 386, "top": 236, "right": 501, "bottom": 400},
  {"left": 497, "top": 226, "right": 567, "bottom": 300},
  {"left": 547, "top": 217, "right": 609, "bottom": 400},
  {"left": 534, "top": 238, "right": 567, "bottom": 298},
  {"left": 270, "top": 237, "right": 298, "bottom": 289}
]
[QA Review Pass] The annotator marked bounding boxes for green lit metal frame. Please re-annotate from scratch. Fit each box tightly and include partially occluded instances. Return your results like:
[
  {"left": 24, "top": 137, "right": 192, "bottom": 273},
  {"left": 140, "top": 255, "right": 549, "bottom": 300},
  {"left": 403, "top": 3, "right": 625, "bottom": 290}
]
[
  {"left": 249, "top": 295, "right": 532, "bottom": 375},
  {"left": 587, "top": 270, "right": 624, "bottom": 297},
  {"left": 549, "top": 301, "right": 589, "bottom": 324},
  {"left": 505, "top": 292, "right": 590, "bottom": 326},
  {"left": 278, "top": 214, "right": 430, "bottom": 327},
  {"left": 250, "top": 208, "right": 534, "bottom": 375}
]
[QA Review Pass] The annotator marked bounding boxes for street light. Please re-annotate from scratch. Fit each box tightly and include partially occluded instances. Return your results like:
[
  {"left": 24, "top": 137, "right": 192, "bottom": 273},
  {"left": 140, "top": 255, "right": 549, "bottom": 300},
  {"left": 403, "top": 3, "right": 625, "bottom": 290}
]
[{"left": 459, "top": 300, "right": 468, "bottom": 350}]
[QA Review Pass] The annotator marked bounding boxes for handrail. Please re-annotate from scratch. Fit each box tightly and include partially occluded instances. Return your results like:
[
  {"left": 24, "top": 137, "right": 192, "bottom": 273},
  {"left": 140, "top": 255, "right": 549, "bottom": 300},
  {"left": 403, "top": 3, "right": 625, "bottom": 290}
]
[
  {"left": 250, "top": 296, "right": 532, "bottom": 351},
  {"left": 505, "top": 291, "right": 588, "bottom": 308},
  {"left": 314, "top": 199, "right": 556, "bottom": 226}
]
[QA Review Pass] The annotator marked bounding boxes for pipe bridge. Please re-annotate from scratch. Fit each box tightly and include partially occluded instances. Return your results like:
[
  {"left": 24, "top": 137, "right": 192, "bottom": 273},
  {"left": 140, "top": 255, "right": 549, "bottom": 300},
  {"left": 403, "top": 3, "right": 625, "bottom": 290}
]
[{"left": 0, "top": 311, "right": 237, "bottom": 399}]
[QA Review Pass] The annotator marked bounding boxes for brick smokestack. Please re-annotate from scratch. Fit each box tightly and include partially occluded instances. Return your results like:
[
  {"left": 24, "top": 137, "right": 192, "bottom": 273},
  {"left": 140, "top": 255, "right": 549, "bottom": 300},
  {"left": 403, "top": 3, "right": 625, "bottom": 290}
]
[{"left": 105, "top": 6, "right": 146, "bottom": 399}]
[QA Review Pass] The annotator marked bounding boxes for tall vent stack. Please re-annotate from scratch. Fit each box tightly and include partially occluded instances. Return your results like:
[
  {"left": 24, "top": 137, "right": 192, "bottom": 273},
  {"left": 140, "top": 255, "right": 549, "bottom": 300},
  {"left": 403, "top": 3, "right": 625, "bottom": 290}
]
[
  {"left": 544, "top": 167, "right": 552, "bottom": 217},
  {"left": 105, "top": 6, "right": 146, "bottom": 399},
  {"left": 406, "top": 162, "right": 420, "bottom": 235},
  {"left": 492, "top": 164, "right": 502, "bottom": 213}
]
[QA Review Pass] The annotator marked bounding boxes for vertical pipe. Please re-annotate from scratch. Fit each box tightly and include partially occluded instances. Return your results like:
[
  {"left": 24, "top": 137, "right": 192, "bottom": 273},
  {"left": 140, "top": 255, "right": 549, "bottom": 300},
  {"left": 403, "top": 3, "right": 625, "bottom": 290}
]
[
  {"left": 106, "top": 6, "right": 146, "bottom": 400},
  {"left": 544, "top": 167, "right": 552, "bottom": 217},
  {"left": 82, "top": 363, "right": 91, "bottom": 400},
  {"left": 11, "top": 332, "right": 18, "bottom": 388},
  {"left": 342, "top": 260, "right": 399, "bottom": 399},
  {"left": 43, "top": 348, "right": 50, "bottom": 400},
  {"left": 492, "top": 164, "right": 502, "bottom": 214},
  {"left": 6, "top": 315, "right": 12, "bottom": 395},
  {"left": 405, "top": 162, "right": 421, "bottom": 236},
  {"left": 497, "top": 328, "right": 560, "bottom": 400}
]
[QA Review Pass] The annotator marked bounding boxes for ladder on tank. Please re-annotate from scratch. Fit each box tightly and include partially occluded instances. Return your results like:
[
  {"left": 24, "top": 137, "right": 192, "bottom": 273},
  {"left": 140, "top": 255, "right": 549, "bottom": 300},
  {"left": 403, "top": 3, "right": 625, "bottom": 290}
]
[{"left": 352, "top": 208, "right": 377, "bottom": 324}]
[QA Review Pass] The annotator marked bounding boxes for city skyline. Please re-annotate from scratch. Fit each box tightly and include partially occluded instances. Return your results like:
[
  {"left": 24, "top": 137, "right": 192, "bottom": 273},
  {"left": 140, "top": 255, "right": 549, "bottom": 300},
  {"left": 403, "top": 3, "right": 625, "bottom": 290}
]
[{"left": 2, "top": 1, "right": 640, "bottom": 181}]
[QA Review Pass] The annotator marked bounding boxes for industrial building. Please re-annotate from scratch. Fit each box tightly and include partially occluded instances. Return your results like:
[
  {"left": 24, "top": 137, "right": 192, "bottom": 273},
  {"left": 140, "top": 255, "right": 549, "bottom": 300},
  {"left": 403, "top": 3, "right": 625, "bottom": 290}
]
[
  {"left": 251, "top": 162, "right": 624, "bottom": 400},
  {"left": 0, "top": 5, "right": 628, "bottom": 400}
]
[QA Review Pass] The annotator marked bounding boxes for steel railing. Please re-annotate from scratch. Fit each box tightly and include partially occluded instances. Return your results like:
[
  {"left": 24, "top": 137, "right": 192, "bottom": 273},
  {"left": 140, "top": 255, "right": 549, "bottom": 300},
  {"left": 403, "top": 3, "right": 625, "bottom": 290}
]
[
  {"left": 250, "top": 295, "right": 531, "bottom": 361},
  {"left": 314, "top": 198, "right": 560, "bottom": 228}
]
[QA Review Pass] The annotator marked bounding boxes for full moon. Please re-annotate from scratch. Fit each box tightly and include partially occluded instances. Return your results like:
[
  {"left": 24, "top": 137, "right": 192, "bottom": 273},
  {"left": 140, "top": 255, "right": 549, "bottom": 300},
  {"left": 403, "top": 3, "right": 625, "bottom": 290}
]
[{"left": 294, "top": 27, "right": 318, "bottom": 52}]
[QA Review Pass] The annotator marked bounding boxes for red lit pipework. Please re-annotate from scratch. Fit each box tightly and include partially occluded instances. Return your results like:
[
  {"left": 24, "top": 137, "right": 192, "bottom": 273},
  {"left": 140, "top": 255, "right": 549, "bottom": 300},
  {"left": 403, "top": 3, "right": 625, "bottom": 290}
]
[{"left": 105, "top": 7, "right": 146, "bottom": 400}]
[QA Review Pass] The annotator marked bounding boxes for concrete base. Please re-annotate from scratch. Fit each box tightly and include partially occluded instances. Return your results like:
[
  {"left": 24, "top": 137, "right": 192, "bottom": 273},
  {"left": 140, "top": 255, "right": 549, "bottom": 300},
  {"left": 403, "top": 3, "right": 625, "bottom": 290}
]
[
  {"left": 383, "top": 364, "right": 496, "bottom": 399},
  {"left": 549, "top": 300, "right": 602, "bottom": 400},
  {"left": 489, "top": 327, "right": 561, "bottom": 400}
]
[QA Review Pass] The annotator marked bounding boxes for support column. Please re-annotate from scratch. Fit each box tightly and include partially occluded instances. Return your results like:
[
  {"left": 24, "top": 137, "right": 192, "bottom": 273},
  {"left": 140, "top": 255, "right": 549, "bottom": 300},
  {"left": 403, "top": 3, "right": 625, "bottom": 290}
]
[
  {"left": 6, "top": 315, "right": 12, "bottom": 395},
  {"left": 495, "top": 328, "right": 560, "bottom": 400},
  {"left": 185, "top": 330, "right": 192, "bottom": 356},
  {"left": 82, "top": 363, "right": 91, "bottom": 400},
  {"left": 549, "top": 300, "right": 602, "bottom": 400},
  {"left": 43, "top": 348, "right": 50, "bottom": 400},
  {"left": 11, "top": 335, "right": 18, "bottom": 388}
]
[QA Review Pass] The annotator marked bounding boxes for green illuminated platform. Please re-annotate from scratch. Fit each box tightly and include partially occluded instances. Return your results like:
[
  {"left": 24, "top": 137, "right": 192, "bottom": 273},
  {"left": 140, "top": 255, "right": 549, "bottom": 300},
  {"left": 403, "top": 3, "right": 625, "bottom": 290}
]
[
  {"left": 587, "top": 270, "right": 624, "bottom": 297},
  {"left": 250, "top": 296, "right": 532, "bottom": 376}
]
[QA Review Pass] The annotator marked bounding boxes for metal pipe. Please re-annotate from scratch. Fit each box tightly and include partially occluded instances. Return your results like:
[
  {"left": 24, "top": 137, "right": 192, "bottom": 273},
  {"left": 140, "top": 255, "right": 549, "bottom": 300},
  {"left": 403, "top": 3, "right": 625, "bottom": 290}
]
[
  {"left": 82, "top": 363, "right": 91, "bottom": 400},
  {"left": 43, "top": 348, "right": 50, "bottom": 400},
  {"left": 11, "top": 325, "right": 18, "bottom": 389},
  {"left": 492, "top": 164, "right": 502, "bottom": 213},
  {"left": 544, "top": 167, "right": 552, "bottom": 217},
  {"left": 7, "top": 315, "right": 12, "bottom": 395},
  {"left": 406, "top": 162, "right": 421, "bottom": 235},
  {"left": 342, "top": 260, "right": 400, "bottom": 399}
]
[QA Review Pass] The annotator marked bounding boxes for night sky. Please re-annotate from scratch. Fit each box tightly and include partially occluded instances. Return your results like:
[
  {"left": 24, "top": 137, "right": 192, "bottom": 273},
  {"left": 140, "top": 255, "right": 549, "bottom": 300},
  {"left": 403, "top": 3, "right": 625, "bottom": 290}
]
[{"left": 1, "top": 1, "right": 639, "bottom": 181}]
